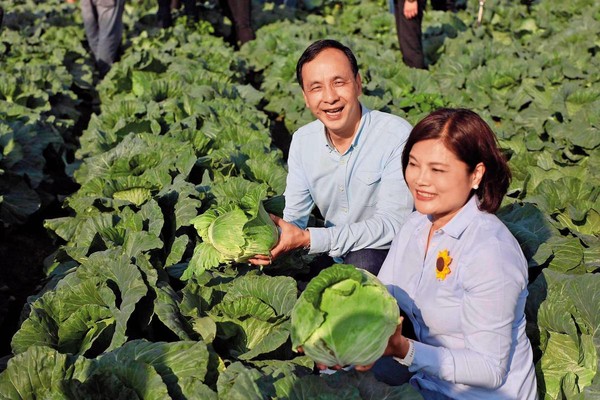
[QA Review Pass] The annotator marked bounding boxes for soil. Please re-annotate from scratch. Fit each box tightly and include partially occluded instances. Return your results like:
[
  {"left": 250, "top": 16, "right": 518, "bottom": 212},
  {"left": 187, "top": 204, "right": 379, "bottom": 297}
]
[{"left": 0, "top": 214, "right": 56, "bottom": 360}]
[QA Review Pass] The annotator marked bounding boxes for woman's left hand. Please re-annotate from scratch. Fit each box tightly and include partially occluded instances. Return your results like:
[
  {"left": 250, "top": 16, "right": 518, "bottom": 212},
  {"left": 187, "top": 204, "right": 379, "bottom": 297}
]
[{"left": 355, "top": 318, "right": 408, "bottom": 371}]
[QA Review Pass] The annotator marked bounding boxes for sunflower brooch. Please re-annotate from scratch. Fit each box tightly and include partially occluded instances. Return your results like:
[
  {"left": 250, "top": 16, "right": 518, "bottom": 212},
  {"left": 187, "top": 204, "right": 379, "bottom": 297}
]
[{"left": 436, "top": 250, "right": 452, "bottom": 281}]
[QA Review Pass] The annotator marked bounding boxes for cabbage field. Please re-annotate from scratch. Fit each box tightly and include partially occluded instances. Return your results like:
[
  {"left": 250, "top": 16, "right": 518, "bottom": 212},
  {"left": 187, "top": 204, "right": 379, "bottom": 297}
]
[{"left": 0, "top": 0, "right": 598, "bottom": 398}]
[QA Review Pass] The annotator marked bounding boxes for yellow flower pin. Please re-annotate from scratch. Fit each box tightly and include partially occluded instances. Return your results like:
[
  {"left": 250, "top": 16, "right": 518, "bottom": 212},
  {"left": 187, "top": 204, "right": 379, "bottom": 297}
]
[{"left": 436, "top": 250, "right": 452, "bottom": 281}]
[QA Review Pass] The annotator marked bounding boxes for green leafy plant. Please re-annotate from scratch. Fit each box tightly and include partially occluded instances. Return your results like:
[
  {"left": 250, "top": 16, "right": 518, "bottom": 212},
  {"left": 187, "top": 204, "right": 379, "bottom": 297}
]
[{"left": 183, "top": 181, "right": 278, "bottom": 279}]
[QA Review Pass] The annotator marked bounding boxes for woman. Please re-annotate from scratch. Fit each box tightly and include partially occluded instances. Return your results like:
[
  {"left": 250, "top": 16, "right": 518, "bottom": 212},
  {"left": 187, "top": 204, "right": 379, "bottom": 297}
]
[{"left": 366, "top": 108, "right": 537, "bottom": 399}]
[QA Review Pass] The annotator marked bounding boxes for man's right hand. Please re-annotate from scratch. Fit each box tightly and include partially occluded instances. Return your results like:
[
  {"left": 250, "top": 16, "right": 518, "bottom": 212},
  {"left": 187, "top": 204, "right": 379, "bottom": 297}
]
[{"left": 248, "top": 215, "right": 311, "bottom": 266}]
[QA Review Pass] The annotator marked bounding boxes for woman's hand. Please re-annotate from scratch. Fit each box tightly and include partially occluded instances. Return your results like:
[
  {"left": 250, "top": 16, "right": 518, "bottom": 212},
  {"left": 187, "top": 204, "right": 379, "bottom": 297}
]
[
  {"left": 309, "top": 318, "right": 409, "bottom": 372},
  {"left": 248, "top": 215, "right": 310, "bottom": 266},
  {"left": 404, "top": 0, "right": 418, "bottom": 19},
  {"left": 355, "top": 317, "right": 408, "bottom": 372}
]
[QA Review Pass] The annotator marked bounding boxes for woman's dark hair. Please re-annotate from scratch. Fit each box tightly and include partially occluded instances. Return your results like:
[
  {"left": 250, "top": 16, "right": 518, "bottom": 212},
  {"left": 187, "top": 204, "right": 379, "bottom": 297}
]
[
  {"left": 401, "top": 108, "right": 511, "bottom": 213},
  {"left": 296, "top": 39, "right": 359, "bottom": 89}
]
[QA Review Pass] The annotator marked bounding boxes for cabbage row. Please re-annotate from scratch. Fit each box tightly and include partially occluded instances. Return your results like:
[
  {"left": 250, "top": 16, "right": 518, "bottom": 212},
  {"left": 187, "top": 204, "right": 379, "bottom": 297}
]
[
  {"left": 0, "top": 0, "right": 598, "bottom": 399},
  {"left": 0, "top": 0, "right": 94, "bottom": 226}
]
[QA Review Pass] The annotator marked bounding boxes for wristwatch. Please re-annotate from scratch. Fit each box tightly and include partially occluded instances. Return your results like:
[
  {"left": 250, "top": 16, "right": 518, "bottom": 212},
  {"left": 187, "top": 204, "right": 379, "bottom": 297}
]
[{"left": 393, "top": 339, "right": 415, "bottom": 366}]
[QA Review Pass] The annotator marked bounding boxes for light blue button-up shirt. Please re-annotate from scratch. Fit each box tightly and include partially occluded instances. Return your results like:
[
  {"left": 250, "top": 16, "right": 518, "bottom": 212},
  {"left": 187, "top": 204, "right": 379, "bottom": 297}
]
[
  {"left": 378, "top": 196, "right": 538, "bottom": 399},
  {"left": 283, "top": 105, "right": 413, "bottom": 258}
]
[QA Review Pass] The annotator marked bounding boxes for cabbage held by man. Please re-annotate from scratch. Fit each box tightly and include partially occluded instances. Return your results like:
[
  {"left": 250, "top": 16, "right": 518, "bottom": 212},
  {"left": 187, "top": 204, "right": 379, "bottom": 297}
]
[{"left": 182, "top": 184, "right": 278, "bottom": 279}]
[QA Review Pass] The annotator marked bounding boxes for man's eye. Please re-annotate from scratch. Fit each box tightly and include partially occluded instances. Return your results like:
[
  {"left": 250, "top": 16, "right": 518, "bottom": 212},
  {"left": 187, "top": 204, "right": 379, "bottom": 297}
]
[
  {"left": 334, "top": 81, "right": 344, "bottom": 86},
  {"left": 432, "top": 168, "right": 445, "bottom": 173}
]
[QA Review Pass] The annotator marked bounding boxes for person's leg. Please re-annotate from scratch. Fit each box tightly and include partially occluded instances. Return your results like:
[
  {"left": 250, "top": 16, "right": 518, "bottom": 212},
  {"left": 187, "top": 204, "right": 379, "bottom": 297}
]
[
  {"left": 181, "top": 0, "right": 198, "bottom": 22},
  {"left": 431, "top": 0, "right": 456, "bottom": 12},
  {"left": 80, "top": 0, "right": 100, "bottom": 58},
  {"left": 157, "top": 0, "right": 173, "bottom": 28},
  {"left": 225, "top": 0, "right": 255, "bottom": 45},
  {"left": 394, "top": 0, "right": 426, "bottom": 69},
  {"left": 342, "top": 249, "right": 389, "bottom": 276},
  {"left": 94, "top": 0, "right": 125, "bottom": 77},
  {"left": 445, "top": 0, "right": 457, "bottom": 12}
]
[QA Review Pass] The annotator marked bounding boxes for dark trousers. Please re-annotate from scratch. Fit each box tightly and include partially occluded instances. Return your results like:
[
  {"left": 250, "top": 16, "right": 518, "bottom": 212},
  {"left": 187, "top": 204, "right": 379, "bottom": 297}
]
[
  {"left": 220, "top": 0, "right": 255, "bottom": 45},
  {"left": 308, "top": 248, "right": 389, "bottom": 277},
  {"left": 394, "top": 0, "right": 427, "bottom": 69},
  {"left": 343, "top": 248, "right": 389, "bottom": 276},
  {"left": 157, "top": 0, "right": 197, "bottom": 27}
]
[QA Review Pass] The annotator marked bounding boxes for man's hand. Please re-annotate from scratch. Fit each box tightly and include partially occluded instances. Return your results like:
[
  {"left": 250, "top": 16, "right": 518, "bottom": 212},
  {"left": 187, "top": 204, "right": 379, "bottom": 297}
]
[
  {"left": 248, "top": 214, "right": 310, "bottom": 266},
  {"left": 404, "top": 0, "right": 418, "bottom": 19}
]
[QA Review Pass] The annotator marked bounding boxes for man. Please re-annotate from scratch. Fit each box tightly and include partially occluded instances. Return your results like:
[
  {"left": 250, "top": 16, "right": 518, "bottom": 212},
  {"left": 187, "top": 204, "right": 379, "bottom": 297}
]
[
  {"left": 80, "top": 0, "right": 125, "bottom": 78},
  {"left": 252, "top": 39, "right": 413, "bottom": 274}
]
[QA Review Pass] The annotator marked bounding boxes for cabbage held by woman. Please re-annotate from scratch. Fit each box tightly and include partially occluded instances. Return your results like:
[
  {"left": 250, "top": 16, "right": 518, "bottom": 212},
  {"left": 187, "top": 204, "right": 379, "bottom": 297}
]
[{"left": 291, "top": 264, "right": 400, "bottom": 367}]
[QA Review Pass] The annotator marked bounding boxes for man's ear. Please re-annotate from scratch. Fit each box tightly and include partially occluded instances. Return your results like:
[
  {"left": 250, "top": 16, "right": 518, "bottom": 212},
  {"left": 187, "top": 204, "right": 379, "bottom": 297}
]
[
  {"left": 301, "top": 88, "right": 309, "bottom": 108},
  {"left": 356, "top": 73, "right": 363, "bottom": 94}
]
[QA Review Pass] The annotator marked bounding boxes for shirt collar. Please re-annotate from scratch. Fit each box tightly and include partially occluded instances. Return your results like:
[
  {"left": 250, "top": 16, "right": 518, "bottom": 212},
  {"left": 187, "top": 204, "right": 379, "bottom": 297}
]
[
  {"left": 431, "top": 195, "right": 481, "bottom": 239},
  {"left": 352, "top": 103, "right": 370, "bottom": 148},
  {"left": 323, "top": 103, "right": 370, "bottom": 152}
]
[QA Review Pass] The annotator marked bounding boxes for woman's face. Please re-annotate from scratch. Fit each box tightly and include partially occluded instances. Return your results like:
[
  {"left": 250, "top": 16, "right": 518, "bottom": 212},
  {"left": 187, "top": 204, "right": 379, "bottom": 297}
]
[{"left": 405, "top": 138, "right": 484, "bottom": 228}]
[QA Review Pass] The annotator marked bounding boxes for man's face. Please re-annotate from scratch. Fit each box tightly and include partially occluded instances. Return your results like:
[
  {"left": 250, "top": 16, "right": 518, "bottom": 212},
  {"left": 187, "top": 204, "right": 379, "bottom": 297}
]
[{"left": 300, "top": 48, "right": 363, "bottom": 138}]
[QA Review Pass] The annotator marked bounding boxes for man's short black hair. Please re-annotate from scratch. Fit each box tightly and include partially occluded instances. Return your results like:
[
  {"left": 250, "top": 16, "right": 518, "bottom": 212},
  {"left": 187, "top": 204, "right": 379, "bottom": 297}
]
[{"left": 296, "top": 39, "right": 359, "bottom": 89}]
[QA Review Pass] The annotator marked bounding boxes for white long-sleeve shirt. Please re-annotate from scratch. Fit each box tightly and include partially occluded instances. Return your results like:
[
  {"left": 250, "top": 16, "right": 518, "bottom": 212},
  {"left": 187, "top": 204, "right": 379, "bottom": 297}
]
[
  {"left": 378, "top": 196, "right": 538, "bottom": 399},
  {"left": 283, "top": 105, "right": 413, "bottom": 258}
]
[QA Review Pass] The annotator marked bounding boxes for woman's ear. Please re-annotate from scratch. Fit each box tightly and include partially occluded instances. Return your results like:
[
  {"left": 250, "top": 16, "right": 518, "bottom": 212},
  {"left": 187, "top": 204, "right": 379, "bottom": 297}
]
[{"left": 472, "top": 162, "right": 485, "bottom": 188}]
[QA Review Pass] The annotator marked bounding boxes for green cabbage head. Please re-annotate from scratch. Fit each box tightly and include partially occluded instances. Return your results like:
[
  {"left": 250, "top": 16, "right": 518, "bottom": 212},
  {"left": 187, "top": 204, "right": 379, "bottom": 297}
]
[
  {"left": 290, "top": 264, "right": 400, "bottom": 367},
  {"left": 182, "top": 185, "right": 278, "bottom": 280}
]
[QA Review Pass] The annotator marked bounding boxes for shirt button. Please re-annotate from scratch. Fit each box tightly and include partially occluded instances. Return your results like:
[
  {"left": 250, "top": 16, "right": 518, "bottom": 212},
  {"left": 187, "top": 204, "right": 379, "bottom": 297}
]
[
  {"left": 338, "top": 186, "right": 344, "bottom": 192},
  {"left": 342, "top": 208, "right": 348, "bottom": 213}
]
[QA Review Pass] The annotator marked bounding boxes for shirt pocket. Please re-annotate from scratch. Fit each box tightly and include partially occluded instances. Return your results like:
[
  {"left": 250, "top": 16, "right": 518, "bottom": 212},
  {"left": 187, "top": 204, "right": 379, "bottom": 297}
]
[{"left": 355, "top": 170, "right": 382, "bottom": 206}]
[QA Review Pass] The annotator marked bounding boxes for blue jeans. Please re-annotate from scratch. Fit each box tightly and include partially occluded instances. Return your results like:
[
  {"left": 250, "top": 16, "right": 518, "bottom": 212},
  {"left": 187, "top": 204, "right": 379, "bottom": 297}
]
[
  {"left": 342, "top": 248, "right": 389, "bottom": 276},
  {"left": 80, "top": 0, "right": 125, "bottom": 77}
]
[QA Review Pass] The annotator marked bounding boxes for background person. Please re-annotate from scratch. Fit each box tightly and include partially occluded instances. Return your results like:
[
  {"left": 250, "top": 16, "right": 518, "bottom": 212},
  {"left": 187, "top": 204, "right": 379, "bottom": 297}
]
[
  {"left": 156, "top": 0, "right": 255, "bottom": 46},
  {"left": 251, "top": 39, "right": 413, "bottom": 275},
  {"left": 80, "top": 0, "right": 125, "bottom": 78},
  {"left": 357, "top": 108, "right": 537, "bottom": 399},
  {"left": 392, "top": 0, "right": 457, "bottom": 69},
  {"left": 156, "top": 0, "right": 198, "bottom": 28}
]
